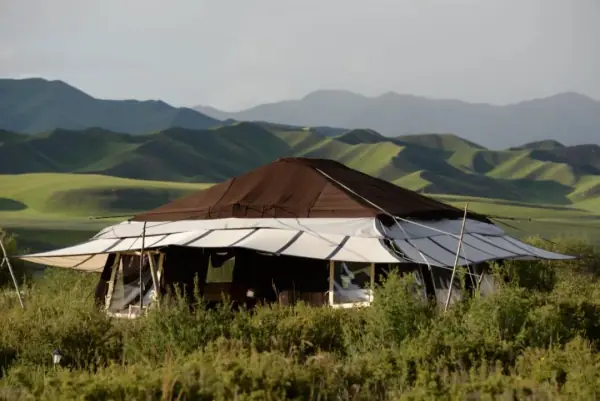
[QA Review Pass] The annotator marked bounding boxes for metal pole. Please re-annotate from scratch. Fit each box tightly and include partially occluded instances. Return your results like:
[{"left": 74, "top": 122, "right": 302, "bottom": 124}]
[
  {"left": 139, "top": 222, "right": 147, "bottom": 311},
  {"left": 0, "top": 238, "right": 24, "bottom": 309},
  {"left": 444, "top": 203, "right": 469, "bottom": 312}
]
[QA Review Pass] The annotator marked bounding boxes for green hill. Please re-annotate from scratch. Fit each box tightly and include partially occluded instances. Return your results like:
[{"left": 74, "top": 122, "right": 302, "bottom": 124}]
[
  {"left": 0, "top": 78, "right": 221, "bottom": 134},
  {"left": 1, "top": 122, "right": 600, "bottom": 230},
  {"left": 1, "top": 123, "right": 600, "bottom": 208}
]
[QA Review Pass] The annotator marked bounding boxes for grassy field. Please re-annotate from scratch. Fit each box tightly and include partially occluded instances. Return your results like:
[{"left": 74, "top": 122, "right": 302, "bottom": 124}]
[
  {"left": 0, "top": 173, "right": 206, "bottom": 251},
  {"left": 1, "top": 173, "right": 600, "bottom": 252}
]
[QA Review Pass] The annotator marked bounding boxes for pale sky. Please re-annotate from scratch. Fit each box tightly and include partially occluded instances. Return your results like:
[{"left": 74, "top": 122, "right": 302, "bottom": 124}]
[{"left": 1, "top": 0, "right": 598, "bottom": 110}]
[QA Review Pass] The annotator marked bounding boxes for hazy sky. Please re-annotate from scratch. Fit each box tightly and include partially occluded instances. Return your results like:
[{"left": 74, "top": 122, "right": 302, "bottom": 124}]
[{"left": 1, "top": 0, "right": 598, "bottom": 110}]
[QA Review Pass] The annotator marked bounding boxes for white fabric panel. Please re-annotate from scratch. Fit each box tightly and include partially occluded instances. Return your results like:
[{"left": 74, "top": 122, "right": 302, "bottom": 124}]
[
  {"left": 279, "top": 232, "right": 344, "bottom": 260},
  {"left": 502, "top": 236, "right": 574, "bottom": 260},
  {"left": 431, "top": 235, "right": 507, "bottom": 263},
  {"left": 21, "top": 254, "right": 108, "bottom": 272},
  {"left": 474, "top": 234, "right": 534, "bottom": 256},
  {"left": 234, "top": 229, "right": 301, "bottom": 253},
  {"left": 408, "top": 238, "right": 471, "bottom": 266},
  {"left": 461, "top": 234, "right": 519, "bottom": 259},
  {"left": 93, "top": 218, "right": 381, "bottom": 239},
  {"left": 378, "top": 218, "right": 505, "bottom": 240},
  {"left": 22, "top": 238, "right": 119, "bottom": 258},
  {"left": 393, "top": 240, "right": 443, "bottom": 267},
  {"left": 186, "top": 229, "right": 256, "bottom": 248},
  {"left": 152, "top": 232, "right": 201, "bottom": 247},
  {"left": 395, "top": 233, "right": 574, "bottom": 266},
  {"left": 332, "top": 237, "right": 401, "bottom": 263},
  {"left": 107, "top": 235, "right": 167, "bottom": 253}
]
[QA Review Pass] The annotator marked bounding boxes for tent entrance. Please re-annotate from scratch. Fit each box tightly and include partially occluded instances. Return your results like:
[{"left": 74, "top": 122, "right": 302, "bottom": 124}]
[{"left": 100, "top": 251, "right": 163, "bottom": 319}]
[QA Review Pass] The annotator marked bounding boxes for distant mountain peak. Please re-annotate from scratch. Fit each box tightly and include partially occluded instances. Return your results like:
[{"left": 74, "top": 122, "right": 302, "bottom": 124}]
[
  {"left": 196, "top": 89, "right": 600, "bottom": 148},
  {"left": 301, "top": 89, "right": 366, "bottom": 101},
  {"left": 548, "top": 91, "right": 595, "bottom": 101},
  {"left": 0, "top": 78, "right": 220, "bottom": 134}
]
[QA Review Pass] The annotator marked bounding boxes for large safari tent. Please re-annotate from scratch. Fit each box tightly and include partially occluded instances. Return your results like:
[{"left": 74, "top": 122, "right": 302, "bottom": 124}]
[{"left": 19, "top": 158, "right": 572, "bottom": 317}]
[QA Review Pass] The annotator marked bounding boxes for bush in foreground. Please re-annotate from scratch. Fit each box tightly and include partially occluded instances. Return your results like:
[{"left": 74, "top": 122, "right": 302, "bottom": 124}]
[{"left": 0, "top": 238, "right": 599, "bottom": 400}]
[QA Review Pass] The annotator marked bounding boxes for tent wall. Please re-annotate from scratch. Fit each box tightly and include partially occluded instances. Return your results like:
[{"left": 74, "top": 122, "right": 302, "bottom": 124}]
[
  {"left": 161, "top": 246, "right": 210, "bottom": 303},
  {"left": 93, "top": 247, "right": 500, "bottom": 315}
]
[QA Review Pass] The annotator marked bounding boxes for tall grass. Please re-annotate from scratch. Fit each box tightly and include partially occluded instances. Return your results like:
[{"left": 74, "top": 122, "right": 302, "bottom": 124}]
[{"left": 0, "top": 237, "right": 599, "bottom": 400}]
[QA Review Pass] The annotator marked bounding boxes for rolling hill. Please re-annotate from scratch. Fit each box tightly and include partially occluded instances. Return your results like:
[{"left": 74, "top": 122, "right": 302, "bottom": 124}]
[
  {"left": 195, "top": 90, "right": 600, "bottom": 149},
  {"left": 0, "top": 78, "right": 221, "bottom": 134},
  {"left": 1, "top": 123, "right": 600, "bottom": 211}
]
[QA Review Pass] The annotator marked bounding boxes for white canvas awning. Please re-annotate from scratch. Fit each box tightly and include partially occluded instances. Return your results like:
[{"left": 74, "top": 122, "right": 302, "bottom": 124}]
[
  {"left": 19, "top": 228, "right": 402, "bottom": 272},
  {"left": 391, "top": 233, "right": 572, "bottom": 267},
  {"left": 18, "top": 217, "right": 574, "bottom": 272}
]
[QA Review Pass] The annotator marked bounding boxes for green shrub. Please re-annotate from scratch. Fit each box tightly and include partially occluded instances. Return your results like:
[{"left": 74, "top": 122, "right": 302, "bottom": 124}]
[{"left": 0, "top": 238, "right": 599, "bottom": 400}]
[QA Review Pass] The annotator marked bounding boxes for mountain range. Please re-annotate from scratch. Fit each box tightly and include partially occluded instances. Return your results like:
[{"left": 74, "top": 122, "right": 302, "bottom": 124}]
[
  {"left": 1, "top": 122, "right": 599, "bottom": 209},
  {"left": 196, "top": 90, "right": 600, "bottom": 149},
  {"left": 0, "top": 78, "right": 220, "bottom": 134},
  {"left": 0, "top": 78, "right": 599, "bottom": 150}
]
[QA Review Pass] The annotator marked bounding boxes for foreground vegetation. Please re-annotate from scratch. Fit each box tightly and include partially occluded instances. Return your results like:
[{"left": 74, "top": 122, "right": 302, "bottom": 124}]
[{"left": 0, "top": 231, "right": 599, "bottom": 400}]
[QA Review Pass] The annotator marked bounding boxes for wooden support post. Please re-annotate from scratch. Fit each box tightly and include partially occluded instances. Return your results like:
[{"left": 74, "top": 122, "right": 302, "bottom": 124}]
[
  {"left": 0, "top": 237, "right": 24, "bottom": 309},
  {"left": 444, "top": 203, "right": 469, "bottom": 312},
  {"left": 105, "top": 254, "right": 121, "bottom": 310},
  {"left": 148, "top": 254, "right": 160, "bottom": 307}
]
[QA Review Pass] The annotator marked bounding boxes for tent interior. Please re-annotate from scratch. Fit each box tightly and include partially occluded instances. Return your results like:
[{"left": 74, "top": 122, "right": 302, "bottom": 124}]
[
  {"left": 17, "top": 157, "right": 574, "bottom": 317},
  {"left": 92, "top": 244, "right": 497, "bottom": 318}
]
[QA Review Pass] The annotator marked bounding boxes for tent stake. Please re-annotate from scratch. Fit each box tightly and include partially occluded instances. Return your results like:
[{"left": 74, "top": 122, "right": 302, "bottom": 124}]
[
  {"left": 139, "top": 222, "right": 147, "bottom": 312},
  {"left": 444, "top": 203, "right": 469, "bottom": 312},
  {"left": 0, "top": 237, "right": 24, "bottom": 309}
]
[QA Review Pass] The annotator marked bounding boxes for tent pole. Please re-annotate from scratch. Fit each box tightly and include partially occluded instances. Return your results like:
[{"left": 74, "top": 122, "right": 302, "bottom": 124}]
[
  {"left": 148, "top": 253, "right": 160, "bottom": 307},
  {"left": 328, "top": 260, "right": 335, "bottom": 306},
  {"left": 369, "top": 263, "right": 375, "bottom": 303},
  {"left": 139, "top": 222, "right": 147, "bottom": 312},
  {"left": 0, "top": 237, "right": 24, "bottom": 309},
  {"left": 105, "top": 254, "right": 121, "bottom": 310},
  {"left": 444, "top": 203, "right": 469, "bottom": 312}
]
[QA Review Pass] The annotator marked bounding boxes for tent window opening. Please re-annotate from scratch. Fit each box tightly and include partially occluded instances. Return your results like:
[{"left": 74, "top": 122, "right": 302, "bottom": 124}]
[
  {"left": 332, "top": 262, "right": 374, "bottom": 305},
  {"left": 203, "top": 249, "right": 236, "bottom": 303},
  {"left": 205, "top": 250, "right": 235, "bottom": 283}
]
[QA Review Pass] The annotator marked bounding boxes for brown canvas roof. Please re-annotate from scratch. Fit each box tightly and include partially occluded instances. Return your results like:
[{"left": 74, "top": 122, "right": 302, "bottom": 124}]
[{"left": 131, "top": 157, "right": 488, "bottom": 223}]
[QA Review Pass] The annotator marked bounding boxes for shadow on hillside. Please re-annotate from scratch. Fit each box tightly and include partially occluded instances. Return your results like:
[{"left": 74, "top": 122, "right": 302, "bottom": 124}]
[
  {"left": 419, "top": 170, "right": 574, "bottom": 205},
  {"left": 0, "top": 198, "right": 27, "bottom": 211},
  {"left": 530, "top": 147, "right": 600, "bottom": 175},
  {"left": 45, "top": 188, "right": 196, "bottom": 216}
]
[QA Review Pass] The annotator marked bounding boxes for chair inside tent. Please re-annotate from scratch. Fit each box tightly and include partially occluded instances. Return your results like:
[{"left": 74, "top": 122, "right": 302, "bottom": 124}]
[{"left": 18, "top": 158, "right": 574, "bottom": 317}]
